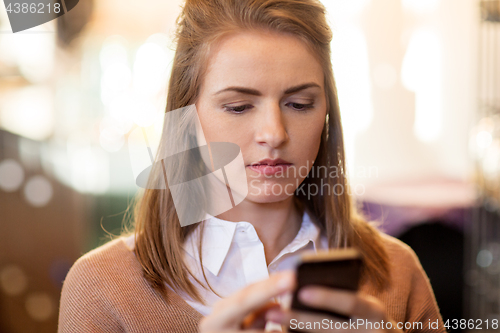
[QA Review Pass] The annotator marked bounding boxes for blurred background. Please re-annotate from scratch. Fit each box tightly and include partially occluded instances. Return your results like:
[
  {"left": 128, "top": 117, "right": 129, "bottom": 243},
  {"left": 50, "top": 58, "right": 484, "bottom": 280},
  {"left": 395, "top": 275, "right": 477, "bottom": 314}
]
[{"left": 0, "top": 0, "right": 498, "bottom": 332}]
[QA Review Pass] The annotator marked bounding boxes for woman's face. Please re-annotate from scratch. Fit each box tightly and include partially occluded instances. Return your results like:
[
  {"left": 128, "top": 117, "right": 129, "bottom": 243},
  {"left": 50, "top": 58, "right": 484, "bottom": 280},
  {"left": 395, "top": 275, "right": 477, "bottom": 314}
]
[{"left": 195, "top": 30, "right": 327, "bottom": 204}]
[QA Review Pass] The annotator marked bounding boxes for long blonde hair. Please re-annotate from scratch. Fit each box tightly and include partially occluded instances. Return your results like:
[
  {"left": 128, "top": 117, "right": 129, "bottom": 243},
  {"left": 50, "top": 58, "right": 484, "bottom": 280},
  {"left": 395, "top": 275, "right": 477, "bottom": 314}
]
[{"left": 120, "top": 0, "right": 390, "bottom": 304}]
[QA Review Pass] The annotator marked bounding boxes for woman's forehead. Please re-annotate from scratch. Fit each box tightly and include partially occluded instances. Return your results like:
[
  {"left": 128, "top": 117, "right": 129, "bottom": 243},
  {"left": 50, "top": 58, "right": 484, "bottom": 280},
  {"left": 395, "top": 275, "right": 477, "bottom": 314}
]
[{"left": 201, "top": 30, "right": 324, "bottom": 94}]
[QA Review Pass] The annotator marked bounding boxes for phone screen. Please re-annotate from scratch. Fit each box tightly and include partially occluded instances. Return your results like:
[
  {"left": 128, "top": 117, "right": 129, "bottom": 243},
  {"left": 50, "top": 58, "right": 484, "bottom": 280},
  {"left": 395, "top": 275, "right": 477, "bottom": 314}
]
[{"left": 290, "top": 250, "right": 363, "bottom": 321}]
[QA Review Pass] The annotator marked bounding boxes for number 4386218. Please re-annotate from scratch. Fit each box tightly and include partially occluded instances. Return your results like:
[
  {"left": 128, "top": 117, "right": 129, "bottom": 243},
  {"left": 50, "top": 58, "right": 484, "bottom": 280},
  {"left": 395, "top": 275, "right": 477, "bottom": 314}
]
[
  {"left": 6, "top": 3, "right": 61, "bottom": 14},
  {"left": 444, "top": 318, "right": 499, "bottom": 330}
]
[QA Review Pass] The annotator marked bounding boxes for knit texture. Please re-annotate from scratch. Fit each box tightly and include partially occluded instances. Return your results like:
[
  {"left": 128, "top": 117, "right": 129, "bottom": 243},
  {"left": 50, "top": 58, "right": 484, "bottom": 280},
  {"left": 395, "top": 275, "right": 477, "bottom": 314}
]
[{"left": 58, "top": 232, "right": 447, "bottom": 332}]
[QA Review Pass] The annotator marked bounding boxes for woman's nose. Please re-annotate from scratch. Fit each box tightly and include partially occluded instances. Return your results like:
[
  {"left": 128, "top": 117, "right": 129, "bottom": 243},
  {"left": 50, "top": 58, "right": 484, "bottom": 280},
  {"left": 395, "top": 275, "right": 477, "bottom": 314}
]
[{"left": 254, "top": 103, "right": 289, "bottom": 148}]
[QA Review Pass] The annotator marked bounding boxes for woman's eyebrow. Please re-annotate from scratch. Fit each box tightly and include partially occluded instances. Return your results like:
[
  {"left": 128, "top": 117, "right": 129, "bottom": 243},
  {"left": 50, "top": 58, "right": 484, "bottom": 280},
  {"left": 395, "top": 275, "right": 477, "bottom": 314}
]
[{"left": 213, "top": 82, "right": 321, "bottom": 96}]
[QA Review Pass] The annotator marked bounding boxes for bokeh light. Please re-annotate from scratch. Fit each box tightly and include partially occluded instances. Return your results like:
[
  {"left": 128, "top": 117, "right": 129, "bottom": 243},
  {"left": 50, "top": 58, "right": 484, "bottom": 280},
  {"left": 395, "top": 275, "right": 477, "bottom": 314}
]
[
  {"left": 23, "top": 175, "right": 53, "bottom": 207},
  {"left": 0, "top": 159, "right": 24, "bottom": 192},
  {"left": 25, "top": 292, "right": 54, "bottom": 321},
  {"left": 0, "top": 265, "right": 28, "bottom": 296}
]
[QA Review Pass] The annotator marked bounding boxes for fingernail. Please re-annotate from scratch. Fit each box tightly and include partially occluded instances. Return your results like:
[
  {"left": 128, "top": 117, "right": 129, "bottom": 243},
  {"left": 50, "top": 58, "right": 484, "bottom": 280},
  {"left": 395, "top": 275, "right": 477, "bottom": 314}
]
[
  {"left": 266, "top": 309, "right": 285, "bottom": 323},
  {"left": 277, "top": 273, "right": 293, "bottom": 289},
  {"left": 299, "top": 288, "right": 314, "bottom": 302}
]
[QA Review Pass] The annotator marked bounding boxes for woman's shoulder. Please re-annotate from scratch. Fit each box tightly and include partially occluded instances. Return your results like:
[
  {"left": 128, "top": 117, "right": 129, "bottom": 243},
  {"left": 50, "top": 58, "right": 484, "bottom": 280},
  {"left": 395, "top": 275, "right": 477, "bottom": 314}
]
[
  {"left": 376, "top": 232, "right": 447, "bottom": 331},
  {"left": 362, "top": 230, "right": 446, "bottom": 329},
  {"left": 372, "top": 230, "right": 440, "bottom": 302},
  {"left": 58, "top": 237, "right": 203, "bottom": 331},
  {"left": 58, "top": 236, "right": 144, "bottom": 331},
  {"left": 377, "top": 231, "right": 422, "bottom": 270},
  {"left": 62, "top": 236, "right": 139, "bottom": 290},
  {"left": 362, "top": 230, "right": 429, "bottom": 292}
]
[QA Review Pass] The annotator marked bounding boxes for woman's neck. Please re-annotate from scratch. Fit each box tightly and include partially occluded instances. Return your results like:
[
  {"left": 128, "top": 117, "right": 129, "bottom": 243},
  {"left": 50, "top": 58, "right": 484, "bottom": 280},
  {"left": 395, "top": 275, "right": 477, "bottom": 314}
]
[{"left": 215, "top": 196, "right": 303, "bottom": 266}]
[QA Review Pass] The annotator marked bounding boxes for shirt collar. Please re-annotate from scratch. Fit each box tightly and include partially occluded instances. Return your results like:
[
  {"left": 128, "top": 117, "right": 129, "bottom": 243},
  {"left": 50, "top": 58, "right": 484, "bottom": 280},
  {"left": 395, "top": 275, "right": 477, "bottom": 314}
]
[{"left": 182, "top": 210, "right": 324, "bottom": 276}]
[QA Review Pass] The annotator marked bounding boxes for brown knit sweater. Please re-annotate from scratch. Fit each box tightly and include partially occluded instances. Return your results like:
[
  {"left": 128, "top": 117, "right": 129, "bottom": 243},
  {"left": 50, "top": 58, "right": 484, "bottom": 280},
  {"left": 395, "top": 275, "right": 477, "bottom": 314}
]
[{"left": 58, "top": 233, "right": 447, "bottom": 332}]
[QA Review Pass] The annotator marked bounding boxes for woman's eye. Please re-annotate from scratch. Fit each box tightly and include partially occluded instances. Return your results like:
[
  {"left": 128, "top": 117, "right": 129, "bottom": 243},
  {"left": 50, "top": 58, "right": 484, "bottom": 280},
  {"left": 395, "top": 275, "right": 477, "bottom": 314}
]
[
  {"left": 223, "top": 102, "right": 313, "bottom": 113},
  {"left": 224, "top": 104, "right": 253, "bottom": 114},
  {"left": 287, "top": 102, "right": 314, "bottom": 111}
]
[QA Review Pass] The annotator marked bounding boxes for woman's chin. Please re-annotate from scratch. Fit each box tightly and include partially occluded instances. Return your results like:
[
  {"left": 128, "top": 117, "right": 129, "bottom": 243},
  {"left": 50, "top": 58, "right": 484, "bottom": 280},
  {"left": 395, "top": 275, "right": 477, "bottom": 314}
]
[
  {"left": 244, "top": 184, "right": 296, "bottom": 204},
  {"left": 244, "top": 194, "right": 291, "bottom": 204}
]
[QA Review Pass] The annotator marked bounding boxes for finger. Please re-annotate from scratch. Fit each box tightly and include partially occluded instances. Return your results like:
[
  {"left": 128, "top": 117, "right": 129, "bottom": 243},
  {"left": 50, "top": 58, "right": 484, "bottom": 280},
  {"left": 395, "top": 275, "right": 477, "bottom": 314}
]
[
  {"left": 298, "top": 287, "right": 385, "bottom": 322},
  {"left": 206, "top": 270, "right": 296, "bottom": 329},
  {"left": 266, "top": 308, "right": 285, "bottom": 323}
]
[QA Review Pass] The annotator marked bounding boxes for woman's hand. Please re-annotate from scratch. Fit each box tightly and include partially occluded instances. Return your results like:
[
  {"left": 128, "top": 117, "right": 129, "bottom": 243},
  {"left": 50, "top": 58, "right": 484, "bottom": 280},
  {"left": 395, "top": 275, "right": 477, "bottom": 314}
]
[
  {"left": 266, "top": 286, "right": 403, "bottom": 332},
  {"left": 198, "top": 270, "right": 296, "bottom": 333}
]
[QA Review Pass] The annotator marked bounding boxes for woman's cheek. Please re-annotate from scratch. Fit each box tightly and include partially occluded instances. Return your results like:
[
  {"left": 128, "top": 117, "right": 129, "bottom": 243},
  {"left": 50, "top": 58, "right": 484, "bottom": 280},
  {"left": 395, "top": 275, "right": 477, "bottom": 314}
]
[{"left": 298, "top": 127, "right": 323, "bottom": 160}]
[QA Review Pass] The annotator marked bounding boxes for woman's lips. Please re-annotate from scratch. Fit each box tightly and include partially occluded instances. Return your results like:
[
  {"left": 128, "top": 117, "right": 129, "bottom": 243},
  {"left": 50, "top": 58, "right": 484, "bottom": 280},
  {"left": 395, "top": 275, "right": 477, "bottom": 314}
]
[{"left": 247, "top": 163, "right": 292, "bottom": 175}]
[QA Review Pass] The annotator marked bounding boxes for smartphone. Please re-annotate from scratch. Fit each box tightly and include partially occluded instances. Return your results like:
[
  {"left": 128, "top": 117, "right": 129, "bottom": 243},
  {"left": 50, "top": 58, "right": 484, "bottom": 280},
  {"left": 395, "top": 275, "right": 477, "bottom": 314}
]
[{"left": 290, "top": 248, "right": 363, "bottom": 322}]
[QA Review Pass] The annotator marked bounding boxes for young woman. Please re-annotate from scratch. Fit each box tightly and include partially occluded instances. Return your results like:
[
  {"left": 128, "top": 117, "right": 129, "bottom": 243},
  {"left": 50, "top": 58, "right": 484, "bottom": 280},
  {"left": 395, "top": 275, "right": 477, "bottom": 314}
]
[{"left": 58, "top": 0, "right": 447, "bottom": 332}]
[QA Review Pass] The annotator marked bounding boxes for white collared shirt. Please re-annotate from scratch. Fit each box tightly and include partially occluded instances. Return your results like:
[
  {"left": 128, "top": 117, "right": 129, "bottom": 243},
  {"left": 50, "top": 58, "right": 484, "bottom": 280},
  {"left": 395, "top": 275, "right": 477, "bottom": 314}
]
[{"left": 125, "top": 211, "right": 328, "bottom": 330}]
